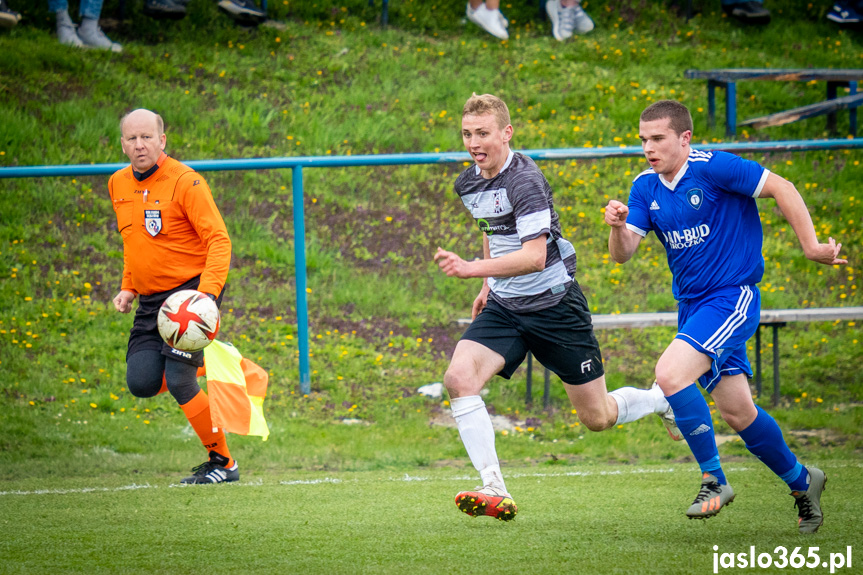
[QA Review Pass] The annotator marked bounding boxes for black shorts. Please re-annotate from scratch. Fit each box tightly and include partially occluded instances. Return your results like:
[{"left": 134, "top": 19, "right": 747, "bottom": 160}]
[
  {"left": 126, "top": 276, "right": 224, "bottom": 368},
  {"left": 461, "top": 282, "right": 604, "bottom": 385}
]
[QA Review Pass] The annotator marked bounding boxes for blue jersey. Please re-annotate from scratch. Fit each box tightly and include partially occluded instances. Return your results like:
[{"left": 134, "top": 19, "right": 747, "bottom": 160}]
[{"left": 625, "top": 149, "right": 769, "bottom": 302}]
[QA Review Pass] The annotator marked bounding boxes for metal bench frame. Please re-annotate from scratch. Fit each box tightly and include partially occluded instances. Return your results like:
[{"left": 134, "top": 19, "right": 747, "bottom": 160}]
[{"left": 685, "top": 69, "right": 862, "bottom": 137}]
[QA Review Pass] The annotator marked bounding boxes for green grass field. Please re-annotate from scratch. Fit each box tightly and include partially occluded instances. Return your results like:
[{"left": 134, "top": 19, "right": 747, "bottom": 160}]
[
  {"left": 1, "top": 0, "right": 862, "bottom": 572},
  {"left": 2, "top": 462, "right": 861, "bottom": 575}
]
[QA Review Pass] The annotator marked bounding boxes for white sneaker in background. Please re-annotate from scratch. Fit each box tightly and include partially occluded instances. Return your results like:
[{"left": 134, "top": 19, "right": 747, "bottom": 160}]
[
  {"left": 57, "top": 22, "right": 84, "bottom": 47},
  {"left": 78, "top": 18, "right": 123, "bottom": 52},
  {"left": 466, "top": 2, "right": 509, "bottom": 40},
  {"left": 571, "top": 1, "right": 595, "bottom": 33},
  {"left": 546, "top": 0, "right": 593, "bottom": 40}
]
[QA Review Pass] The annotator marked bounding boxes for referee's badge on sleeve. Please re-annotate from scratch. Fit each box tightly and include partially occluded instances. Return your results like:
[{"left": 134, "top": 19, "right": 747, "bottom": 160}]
[
  {"left": 687, "top": 188, "right": 704, "bottom": 210},
  {"left": 145, "top": 209, "right": 162, "bottom": 237}
]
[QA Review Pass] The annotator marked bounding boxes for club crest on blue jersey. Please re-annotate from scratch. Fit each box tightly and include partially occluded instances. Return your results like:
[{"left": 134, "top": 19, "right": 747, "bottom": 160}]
[
  {"left": 686, "top": 189, "right": 704, "bottom": 210},
  {"left": 145, "top": 209, "right": 162, "bottom": 237}
]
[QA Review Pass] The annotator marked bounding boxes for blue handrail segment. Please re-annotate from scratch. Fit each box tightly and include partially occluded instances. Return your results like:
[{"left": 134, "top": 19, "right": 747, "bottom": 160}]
[
  {"left": 2, "top": 138, "right": 862, "bottom": 394},
  {"left": 3, "top": 139, "right": 862, "bottom": 179}
]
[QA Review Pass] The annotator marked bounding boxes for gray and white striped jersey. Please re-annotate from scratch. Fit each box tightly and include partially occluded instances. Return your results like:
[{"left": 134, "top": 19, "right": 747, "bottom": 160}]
[{"left": 454, "top": 151, "right": 577, "bottom": 312}]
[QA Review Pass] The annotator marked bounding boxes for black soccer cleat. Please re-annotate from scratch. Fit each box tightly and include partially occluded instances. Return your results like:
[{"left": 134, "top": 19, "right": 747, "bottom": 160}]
[{"left": 181, "top": 451, "right": 239, "bottom": 484}]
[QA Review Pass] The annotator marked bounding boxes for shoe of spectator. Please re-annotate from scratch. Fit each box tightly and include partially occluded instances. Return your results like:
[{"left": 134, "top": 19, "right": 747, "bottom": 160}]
[
  {"left": 218, "top": 0, "right": 267, "bottom": 25},
  {"left": 78, "top": 17, "right": 122, "bottom": 52},
  {"left": 827, "top": 2, "right": 862, "bottom": 24},
  {"left": 0, "top": 0, "right": 21, "bottom": 28},
  {"left": 144, "top": 0, "right": 187, "bottom": 20},
  {"left": 466, "top": 2, "right": 509, "bottom": 40},
  {"left": 723, "top": 1, "right": 771, "bottom": 24},
  {"left": 497, "top": 9, "right": 508, "bottom": 28},
  {"left": 57, "top": 22, "right": 84, "bottom": 47},
  {"left": 570, "top": 1, "right": 594, "bottom": 33},
  {"left": 546, "top": 0, "right": 593, "bottom": 41}
]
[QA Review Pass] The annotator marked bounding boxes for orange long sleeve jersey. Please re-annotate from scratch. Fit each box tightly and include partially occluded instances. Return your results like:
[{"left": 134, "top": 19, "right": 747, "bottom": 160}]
[{"left": 108, "top": 153, "right": 231, "bottom": 296}]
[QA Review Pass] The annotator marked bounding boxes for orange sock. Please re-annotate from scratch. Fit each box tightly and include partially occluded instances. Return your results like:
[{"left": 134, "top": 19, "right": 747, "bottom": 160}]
[
  {"left": 179, "top": 390, "right": 234, "bottom": 468},
  {"left": 157, "top": 373, "right": 168, "bottom": 395}
]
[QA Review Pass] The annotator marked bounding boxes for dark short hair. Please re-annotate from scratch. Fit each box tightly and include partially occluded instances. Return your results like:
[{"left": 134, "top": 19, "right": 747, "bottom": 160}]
[
  {"left": 640, "top": 100, "right": 693, "bottom": 135},
  {"left": 463, "top": 93, "right": 511, "bottom": 129}
]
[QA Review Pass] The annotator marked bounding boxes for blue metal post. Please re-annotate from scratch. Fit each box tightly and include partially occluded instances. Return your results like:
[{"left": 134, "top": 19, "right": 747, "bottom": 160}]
[
  {"left": 726, "top": 81, "right": 737, "bottom": 137},
  {"left": 827, "top": 81, "right": 839, "bottom": 134},
  {"left": 707, "top": 80, "right": 717, "bottom": 130},
  {"left": 292, "top": 165, "right": 311, "bottom": 395}
]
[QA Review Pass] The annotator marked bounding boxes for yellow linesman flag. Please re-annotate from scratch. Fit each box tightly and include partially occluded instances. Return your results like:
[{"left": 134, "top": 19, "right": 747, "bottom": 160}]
[{"left": 203, "top": 340, "right": 270, "bottom": 441}]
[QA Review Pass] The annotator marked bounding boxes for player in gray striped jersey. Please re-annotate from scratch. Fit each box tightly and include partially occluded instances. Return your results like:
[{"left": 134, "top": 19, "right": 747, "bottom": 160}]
[{"left": 435, "top": 94, "right": 680, "bottom": 522}]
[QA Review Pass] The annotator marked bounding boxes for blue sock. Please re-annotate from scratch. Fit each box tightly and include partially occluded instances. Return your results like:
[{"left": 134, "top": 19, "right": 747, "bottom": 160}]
[
  {"left": 738, "top": 406, "right": 807, "bottom": 491},
  {"left": 666, "top": 384, "right": 726, "bottom": 485}
]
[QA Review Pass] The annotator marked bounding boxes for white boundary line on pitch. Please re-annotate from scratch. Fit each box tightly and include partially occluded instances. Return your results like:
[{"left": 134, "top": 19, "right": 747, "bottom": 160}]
[{"left": 3, "top": 463, "right": 860, "bottom": 497}]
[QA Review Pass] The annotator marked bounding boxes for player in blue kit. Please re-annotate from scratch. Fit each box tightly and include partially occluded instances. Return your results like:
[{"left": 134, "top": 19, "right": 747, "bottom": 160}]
[
  {"left": 604, "top": 100, "right": 846, "bottom": 533},
  {"left": 435, "top": 94, "right": 681, "bottom": 522}
]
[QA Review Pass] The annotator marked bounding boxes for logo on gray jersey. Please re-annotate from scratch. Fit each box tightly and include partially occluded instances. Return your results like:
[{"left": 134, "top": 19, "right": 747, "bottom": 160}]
[
  {"left": 493, "top": 191, "right": 504, "bottom": 214},
  {"left": 476, "top": 218, "right": 509, "bottom": 236}
]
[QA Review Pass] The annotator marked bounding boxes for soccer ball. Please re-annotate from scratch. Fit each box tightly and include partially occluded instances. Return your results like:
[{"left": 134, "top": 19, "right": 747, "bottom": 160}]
[{"left": 157, "top": 290, "right": 220, "bottom": 352}]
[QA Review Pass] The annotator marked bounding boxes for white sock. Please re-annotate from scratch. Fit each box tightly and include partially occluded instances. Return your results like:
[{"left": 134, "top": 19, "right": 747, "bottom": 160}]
[
  {"left": 451, "top": 395, "right": 507, "bottom": 493},
  {"left": 609, "top": 385, "right": 667, "bottom": 425}
]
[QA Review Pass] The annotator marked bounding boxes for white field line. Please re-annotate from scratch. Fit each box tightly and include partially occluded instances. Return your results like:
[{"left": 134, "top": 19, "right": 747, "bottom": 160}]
[
  {"left": 2, "top": 462, "right": 859, "bottom": 497},
  {"left": 0, "top": 483, "right": 156, "bottom": 496}
]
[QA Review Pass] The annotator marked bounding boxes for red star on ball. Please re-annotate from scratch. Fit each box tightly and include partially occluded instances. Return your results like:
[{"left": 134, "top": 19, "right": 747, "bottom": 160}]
[{"left": 164, "top": 294, "right": 216, "bottom": 346}]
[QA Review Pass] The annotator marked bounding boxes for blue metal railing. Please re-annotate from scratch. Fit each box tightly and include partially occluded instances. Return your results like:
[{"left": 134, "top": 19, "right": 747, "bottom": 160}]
[{"left": 3, "top": 138, "right": 862, "bottom": 394}]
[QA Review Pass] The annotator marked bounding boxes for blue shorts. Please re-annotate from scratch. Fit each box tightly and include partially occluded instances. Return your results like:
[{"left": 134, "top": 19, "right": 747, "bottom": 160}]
[{"left": 675, "top": 285, "right": 760, "bottom": 393}]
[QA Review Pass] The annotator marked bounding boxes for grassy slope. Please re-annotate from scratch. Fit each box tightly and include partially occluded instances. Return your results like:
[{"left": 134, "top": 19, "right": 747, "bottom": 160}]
[{"left": 0, "top": 0, "right": 861, "bottom": 481}]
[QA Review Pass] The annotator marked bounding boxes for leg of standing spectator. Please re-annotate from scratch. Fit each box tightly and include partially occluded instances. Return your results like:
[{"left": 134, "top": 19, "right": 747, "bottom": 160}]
[{"left": 49, "top": 0, "right": 85, "bottom": 47}]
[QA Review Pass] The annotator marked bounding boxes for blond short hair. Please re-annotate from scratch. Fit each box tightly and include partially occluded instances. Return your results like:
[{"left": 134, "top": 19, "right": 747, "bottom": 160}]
[{"left": 463, "top": 93, "right": 511, "bottom": 129}]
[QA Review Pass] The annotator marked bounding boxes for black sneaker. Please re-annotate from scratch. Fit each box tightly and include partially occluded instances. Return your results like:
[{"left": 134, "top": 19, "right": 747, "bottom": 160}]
[
  {"left": 723, "top": 1, "right": 771, "bottom": 24},
  {"left": 144, "top": 0, "right": 187, "bottom": 20},
  {"left": 180, "top": 451, "right": 239, "bottom": 484},
  {"left": 218, "top": 0, "right": 266, "bottom": 25},
  {"left": 0, "top": 0, "right": 21, "bottom": 28}
]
